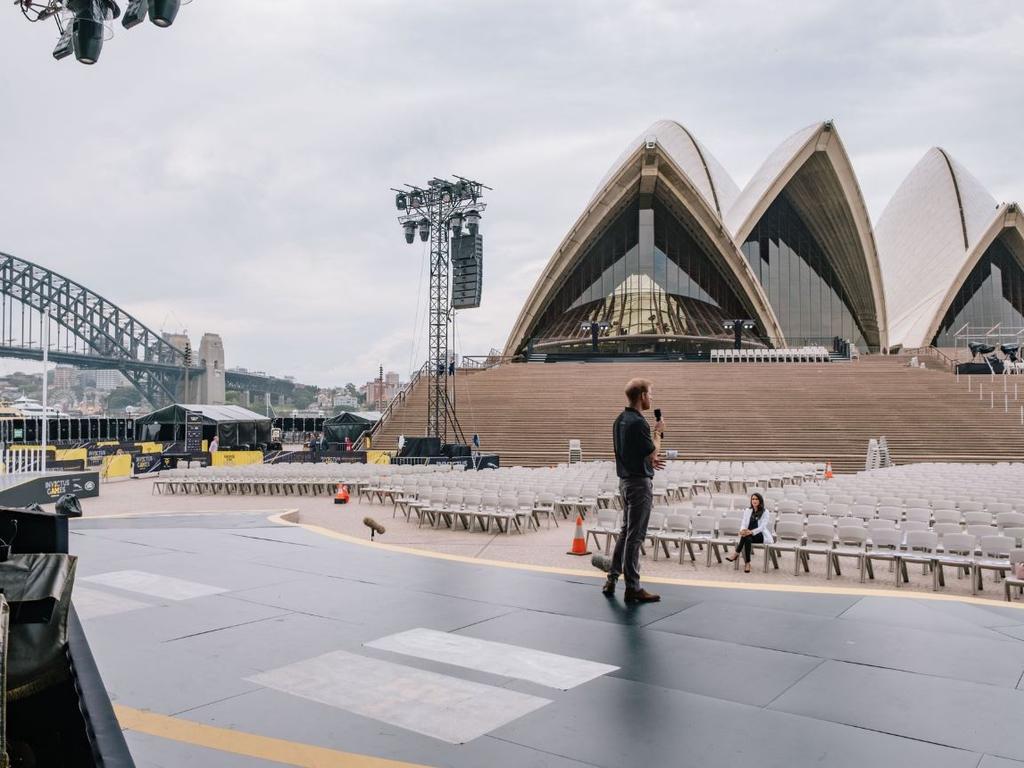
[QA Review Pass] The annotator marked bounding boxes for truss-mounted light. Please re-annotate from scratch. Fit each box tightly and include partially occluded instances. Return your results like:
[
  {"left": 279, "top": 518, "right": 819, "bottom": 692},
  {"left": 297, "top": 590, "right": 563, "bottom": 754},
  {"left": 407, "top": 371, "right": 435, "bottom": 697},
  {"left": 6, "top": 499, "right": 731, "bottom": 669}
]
[
  {"left": 465, "top": 209, "right": 480, "bottom": 236},
  {"left": 402, "top": 221, "right": 416, "bottom": 244},
  {"left": 55, "top": 0, "right": 120, "bottom": 65},
  {"left": 122, "top": 0, "right": 192, "bottom": 28},
  {"left": 449, "top": 211, "right": 463, "bottom": 236}
]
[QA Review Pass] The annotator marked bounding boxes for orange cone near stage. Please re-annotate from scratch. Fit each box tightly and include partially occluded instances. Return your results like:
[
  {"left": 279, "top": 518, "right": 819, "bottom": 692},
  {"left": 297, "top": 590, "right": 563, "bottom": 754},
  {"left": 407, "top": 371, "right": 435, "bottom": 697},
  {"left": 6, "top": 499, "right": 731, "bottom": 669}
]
[
  {"left": 825, "top": 461, "right": 834, "bottom": 479},
  {"left": 334, "top": 483, "right": 350, "bottom": 504},
  {"left": 567, "top": 514, "right": 591, "bottom": 556}
]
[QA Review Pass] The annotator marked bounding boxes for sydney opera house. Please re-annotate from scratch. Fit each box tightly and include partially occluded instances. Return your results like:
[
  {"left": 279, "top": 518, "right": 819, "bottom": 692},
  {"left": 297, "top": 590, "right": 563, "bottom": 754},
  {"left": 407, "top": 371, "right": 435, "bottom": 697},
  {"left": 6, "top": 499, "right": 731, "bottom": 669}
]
[{"left": 503, "top": 120, "right": 1022, "bottom": 358}]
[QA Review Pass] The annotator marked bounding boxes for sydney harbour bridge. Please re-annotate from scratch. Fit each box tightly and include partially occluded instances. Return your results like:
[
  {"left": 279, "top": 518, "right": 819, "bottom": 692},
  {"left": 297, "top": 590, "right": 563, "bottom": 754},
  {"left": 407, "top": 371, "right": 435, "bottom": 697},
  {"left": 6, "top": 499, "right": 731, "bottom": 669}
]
[{"left": 0, "top": 251, "right": 305, "bottom": 408}]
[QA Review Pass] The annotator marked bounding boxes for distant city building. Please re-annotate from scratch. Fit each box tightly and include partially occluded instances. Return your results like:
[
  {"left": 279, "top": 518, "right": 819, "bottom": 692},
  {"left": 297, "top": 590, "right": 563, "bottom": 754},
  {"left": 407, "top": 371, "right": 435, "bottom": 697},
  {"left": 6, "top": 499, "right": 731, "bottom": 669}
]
[
  {"left": 53, "top": 365, "right": 76, "bottom": 391},
  {"left": 93, "top": 370, "right": 126, "bottom": 392},
  {"left": 360, "top": 371, "right": 403, "bottom": 408},
  {"left": 333, "top": 393, "right": 359, "bottom": 408}
]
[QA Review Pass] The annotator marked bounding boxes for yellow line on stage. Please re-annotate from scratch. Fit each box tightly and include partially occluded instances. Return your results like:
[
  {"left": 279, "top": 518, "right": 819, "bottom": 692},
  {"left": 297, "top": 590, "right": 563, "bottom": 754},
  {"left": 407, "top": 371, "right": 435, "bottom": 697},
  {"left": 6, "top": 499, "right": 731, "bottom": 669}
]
[
  {"left": 115, "top": 705, "right": 433, "bottom": 768},
  {"left": 268, "top": 512, "right": 1024, "bottom": 611}
]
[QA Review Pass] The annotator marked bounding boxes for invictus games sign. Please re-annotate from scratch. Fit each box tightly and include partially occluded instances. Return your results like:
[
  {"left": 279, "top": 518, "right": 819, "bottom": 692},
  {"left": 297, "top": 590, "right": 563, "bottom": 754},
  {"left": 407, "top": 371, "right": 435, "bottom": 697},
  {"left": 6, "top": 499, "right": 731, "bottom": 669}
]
[
  {"left": 0, "top": 471, "right": 105, "bottom": 507},
  {"left": 43, "top": 473, "right": 99, "bottom": 500},
  {"left": 132, "top": 454, "right": 161, "bottom": 475}
]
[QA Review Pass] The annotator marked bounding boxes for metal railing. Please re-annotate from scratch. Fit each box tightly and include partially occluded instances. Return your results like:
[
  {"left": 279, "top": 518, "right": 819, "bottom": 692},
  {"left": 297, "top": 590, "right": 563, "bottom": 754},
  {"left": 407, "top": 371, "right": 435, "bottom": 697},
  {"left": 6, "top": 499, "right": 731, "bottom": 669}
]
[
  {"left": 901, "top": 346, "right": 959, "bottom": 371},
  {"left": 1, "top": 448, "right": 46, "bottom": 474},
  {"left": 355, "top": 360, "right": 430, "bottom": 450},
  {"left": 460, "top": 355, "right": 517, "bottom": 369},
  {"left": 952, "top": 324, "right": 1024, "bottom": 360}
]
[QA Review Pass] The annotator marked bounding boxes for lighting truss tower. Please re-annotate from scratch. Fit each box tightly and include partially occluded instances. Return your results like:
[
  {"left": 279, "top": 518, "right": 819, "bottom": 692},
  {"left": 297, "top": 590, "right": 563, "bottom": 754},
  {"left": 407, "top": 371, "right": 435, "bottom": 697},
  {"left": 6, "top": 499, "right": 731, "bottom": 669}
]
[{"left": 393, "top": 176, "right": 488, "bottom": 442}]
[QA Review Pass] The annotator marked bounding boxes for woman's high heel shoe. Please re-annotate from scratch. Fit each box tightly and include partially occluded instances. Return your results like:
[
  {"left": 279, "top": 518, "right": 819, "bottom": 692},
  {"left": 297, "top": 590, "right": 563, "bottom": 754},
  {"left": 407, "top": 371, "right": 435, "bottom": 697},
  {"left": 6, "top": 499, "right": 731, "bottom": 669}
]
[
  {"left": 744, "top": 563, "right": 751, "bottom": 573},
  {"left": 726, "top": 554, "right": 738, "bottom": 563}
]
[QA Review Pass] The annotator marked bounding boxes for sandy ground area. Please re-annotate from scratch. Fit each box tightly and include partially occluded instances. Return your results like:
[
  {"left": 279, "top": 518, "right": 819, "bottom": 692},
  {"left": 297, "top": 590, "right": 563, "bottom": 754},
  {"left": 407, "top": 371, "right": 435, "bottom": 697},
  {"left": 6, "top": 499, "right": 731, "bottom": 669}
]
[{"left": 74, "top": 475, "right": 1021, "bottom": 603}]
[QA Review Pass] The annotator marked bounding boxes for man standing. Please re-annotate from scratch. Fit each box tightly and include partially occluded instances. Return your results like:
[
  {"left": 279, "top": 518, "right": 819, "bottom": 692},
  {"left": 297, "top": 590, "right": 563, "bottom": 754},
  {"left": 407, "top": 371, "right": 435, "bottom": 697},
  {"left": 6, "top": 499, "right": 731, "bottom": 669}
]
[{"left": 603, "top": 378, "right": 665, "bottom": 603}]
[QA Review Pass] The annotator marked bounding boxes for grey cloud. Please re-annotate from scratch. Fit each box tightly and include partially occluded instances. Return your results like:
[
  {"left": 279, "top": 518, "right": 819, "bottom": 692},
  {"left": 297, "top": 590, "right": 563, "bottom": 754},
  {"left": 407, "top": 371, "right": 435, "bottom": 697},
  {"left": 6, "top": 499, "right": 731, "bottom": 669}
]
[{"left": 0, "top": 0, "right": 1020, "bottom": 385}]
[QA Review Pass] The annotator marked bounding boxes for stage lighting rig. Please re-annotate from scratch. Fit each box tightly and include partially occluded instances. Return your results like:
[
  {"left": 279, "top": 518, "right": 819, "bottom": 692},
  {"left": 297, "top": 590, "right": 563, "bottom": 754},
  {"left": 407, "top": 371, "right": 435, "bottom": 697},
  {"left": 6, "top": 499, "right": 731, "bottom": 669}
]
[
  {"left": 723, "top": 319, "right": 756, "bottom": 350},
  {"left": 581, "top": 320, "right": 611, "bottom": 352},
  {"left": 16, "top": 0, "right": 192, "bottom": 64},
  {"left": 390, "top": 175, "right": 490, "bottom": 441}
]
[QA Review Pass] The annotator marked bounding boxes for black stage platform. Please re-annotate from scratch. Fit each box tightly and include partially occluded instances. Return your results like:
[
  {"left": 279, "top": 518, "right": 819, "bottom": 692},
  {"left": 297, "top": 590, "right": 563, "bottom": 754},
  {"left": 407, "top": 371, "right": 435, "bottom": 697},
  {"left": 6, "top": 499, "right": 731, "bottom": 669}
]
[{"left": 68, "top": 510, "right": 1024, "bottom": 767}]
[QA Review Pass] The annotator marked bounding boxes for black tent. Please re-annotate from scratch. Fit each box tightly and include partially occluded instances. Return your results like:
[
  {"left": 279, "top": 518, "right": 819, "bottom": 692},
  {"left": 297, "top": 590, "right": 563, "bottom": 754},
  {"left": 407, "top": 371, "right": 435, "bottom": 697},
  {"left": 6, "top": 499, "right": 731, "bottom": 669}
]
[
  {"left": 323, "top": 411, "right": 380, "bottom": 445},
  {"left": 135, "top": 404, "right": 272, "bottom": 448}
]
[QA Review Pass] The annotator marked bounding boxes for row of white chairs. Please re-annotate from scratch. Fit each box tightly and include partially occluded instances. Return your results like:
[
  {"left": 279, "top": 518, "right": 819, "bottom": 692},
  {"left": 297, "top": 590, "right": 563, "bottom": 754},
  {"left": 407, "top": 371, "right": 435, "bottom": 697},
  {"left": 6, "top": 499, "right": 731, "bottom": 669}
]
[
  {"left": 586, "top": 508, "right": 1024, "bottom": 597},
  {"left": 710, "top": 346, "right": 831, "bottom": 363}
]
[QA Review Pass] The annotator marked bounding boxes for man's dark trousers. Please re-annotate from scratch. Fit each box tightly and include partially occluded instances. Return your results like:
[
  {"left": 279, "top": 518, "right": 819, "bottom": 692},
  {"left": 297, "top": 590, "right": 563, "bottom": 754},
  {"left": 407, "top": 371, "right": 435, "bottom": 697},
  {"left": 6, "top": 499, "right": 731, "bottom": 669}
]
[{"left": 609, "top": 477, "right": 653, "bottom": 590}]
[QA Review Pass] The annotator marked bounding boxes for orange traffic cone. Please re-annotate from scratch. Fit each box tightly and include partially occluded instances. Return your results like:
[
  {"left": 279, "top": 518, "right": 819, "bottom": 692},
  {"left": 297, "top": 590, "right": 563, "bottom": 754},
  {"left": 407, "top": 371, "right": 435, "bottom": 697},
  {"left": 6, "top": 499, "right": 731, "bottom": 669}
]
[
  {"left": 824, "top": 461, "right": 833, "bottom": 480},
  {"left": 334, "top": 483, "right": 350, "bottom": 504},
  {"left": 566, "top": 514, "right": 591, "bottom": 556}
]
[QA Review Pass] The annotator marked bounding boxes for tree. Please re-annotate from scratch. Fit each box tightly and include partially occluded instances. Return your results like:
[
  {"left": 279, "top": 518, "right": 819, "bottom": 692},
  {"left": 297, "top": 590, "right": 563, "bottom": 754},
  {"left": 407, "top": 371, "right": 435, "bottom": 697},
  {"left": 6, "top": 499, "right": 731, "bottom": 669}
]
[
  {"left": 106, "top": 385, "right": 143, "bottom": 412},
  {"left": 290, "top": 385, "right": 317, "bottom": 410}
]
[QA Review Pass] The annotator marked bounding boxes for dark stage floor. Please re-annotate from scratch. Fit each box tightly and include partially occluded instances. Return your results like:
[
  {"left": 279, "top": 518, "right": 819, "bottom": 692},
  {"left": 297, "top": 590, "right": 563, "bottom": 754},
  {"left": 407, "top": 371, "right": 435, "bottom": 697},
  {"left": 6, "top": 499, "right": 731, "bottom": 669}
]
[{"left": 68, "top": 510, "right": 1024, "bottom": 768}]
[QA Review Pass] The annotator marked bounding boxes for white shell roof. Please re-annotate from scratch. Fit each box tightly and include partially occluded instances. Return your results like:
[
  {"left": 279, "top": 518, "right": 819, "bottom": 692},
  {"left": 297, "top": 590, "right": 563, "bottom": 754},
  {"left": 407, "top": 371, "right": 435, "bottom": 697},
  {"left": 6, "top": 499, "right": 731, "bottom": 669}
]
[
  {"left": 724, "top": 122, "right": 822, "bottom": 239},
  {"left": 595, "top": 120, "right": 740, "bottom": 219},
  {"left": 876, "top": 147, "right": 1000, "bottom": 347}
]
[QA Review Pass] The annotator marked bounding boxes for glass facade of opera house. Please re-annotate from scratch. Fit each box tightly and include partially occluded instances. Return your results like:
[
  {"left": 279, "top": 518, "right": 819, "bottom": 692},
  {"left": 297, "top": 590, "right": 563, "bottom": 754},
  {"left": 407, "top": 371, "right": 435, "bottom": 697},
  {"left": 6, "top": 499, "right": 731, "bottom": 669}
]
[
  {"left": 526, "top": 193, "right": 870, "bottom": 355},
  {"left": 933, "top": 233, "right": 1024, "bottom": 348}
]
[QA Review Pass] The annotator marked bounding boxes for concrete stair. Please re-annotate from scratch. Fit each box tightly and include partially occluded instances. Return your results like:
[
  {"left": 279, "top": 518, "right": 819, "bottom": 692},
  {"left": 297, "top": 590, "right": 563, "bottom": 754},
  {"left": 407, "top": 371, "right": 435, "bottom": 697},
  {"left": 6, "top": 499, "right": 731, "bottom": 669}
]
[{"left": 373, "top": 357, "right": 1024, "bottom": 473}]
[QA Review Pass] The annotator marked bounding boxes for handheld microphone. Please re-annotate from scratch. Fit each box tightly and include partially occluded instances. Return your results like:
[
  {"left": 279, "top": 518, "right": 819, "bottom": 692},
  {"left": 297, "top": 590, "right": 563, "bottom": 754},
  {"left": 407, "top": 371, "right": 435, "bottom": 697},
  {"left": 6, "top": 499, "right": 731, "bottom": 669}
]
[
  {"left": 363, "top": 517, "right": 386, "bottom": 541},
  {"left": 591, "top": 553, "right": 613, "bottom": 573},
  {"left": 654, "top": 408, "right": 665, "bottom": 438}
]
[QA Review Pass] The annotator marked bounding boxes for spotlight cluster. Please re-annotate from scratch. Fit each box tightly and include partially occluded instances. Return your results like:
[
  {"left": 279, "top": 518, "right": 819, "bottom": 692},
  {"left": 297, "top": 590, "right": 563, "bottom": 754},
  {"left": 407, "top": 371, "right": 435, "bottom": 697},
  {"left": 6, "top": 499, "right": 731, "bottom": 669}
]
[{"left": 16, "top": 0, "right": 192, "bottom": 65}]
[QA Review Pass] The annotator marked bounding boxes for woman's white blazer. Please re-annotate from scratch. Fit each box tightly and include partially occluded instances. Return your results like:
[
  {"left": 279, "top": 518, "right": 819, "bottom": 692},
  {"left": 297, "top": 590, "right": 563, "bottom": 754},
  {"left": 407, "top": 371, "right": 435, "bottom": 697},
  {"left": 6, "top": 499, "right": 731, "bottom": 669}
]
[{"left": 739, "top": 508, "right": 774, "bottom": 545}]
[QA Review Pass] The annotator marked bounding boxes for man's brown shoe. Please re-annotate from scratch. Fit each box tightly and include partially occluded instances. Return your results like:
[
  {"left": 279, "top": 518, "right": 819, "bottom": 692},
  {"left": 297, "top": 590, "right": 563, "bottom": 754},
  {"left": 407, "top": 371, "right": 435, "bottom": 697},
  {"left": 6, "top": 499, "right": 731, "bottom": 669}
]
[
  {"left": 601, "top": 577, "right": 616, "bottom": 596},
  {"left": 624, "top": 588, "right": 660, "bottom": 603}
]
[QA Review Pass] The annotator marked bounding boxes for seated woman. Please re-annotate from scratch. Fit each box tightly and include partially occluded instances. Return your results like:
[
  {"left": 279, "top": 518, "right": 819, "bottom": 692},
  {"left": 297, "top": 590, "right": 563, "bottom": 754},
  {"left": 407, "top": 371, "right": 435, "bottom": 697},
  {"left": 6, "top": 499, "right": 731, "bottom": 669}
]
[{"left": 727, "top": 492, "right": 773, "bottom": 573}]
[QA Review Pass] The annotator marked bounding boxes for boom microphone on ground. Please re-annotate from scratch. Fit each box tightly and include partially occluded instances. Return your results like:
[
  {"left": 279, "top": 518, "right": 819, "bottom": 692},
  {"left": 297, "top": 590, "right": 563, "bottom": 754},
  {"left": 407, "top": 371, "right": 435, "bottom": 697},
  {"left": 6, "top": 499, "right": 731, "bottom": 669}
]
[
  {"left": 363, "top": 517, "right": 385, "bottom": 541},
  {"left": 591, "top": 553, "right": 613, "bottom": 573}
]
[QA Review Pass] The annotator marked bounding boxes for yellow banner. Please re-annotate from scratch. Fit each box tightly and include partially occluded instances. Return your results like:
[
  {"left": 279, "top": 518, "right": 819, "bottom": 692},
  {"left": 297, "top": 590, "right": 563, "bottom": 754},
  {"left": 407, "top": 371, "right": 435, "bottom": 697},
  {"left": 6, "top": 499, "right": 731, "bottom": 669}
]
[
  {"left": 366, "top": 450, "right": 391, "bottom": 465},
  {"left": 7, "top": 445, "right": 55, "bottom": 454},
  {"left": 211, "top": 451, "right": 263, "bottom": 467},
  {"left": 136, "top": 442, "right": 164, "bottom": 454},
  {"left": 101, "top": 454, "right": 132, "bottom": 479},
  {"left": 55, "top": 448, "right": 88, "bottom": 463}
]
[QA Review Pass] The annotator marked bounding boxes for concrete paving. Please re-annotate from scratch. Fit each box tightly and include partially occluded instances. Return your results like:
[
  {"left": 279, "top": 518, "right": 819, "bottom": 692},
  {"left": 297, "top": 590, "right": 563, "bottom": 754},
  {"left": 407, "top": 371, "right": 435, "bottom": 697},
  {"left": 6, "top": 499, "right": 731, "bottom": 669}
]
[{"left": 89, "top": 477, "right": 1006, "bottom": 600}]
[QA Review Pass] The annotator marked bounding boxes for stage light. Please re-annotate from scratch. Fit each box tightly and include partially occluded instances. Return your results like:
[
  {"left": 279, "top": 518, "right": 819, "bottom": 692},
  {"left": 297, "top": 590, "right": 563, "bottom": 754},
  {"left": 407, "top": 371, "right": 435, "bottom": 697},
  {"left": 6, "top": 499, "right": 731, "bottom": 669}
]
[
  {"left": 147, "top": 0, "right": 180, "bottom": 26},
  {"left": 122, "top": 0, "right": 187, "bottom": 28},
  {"left": 465, "top": 209, "right": 480, "bottom": 236},
  {"left": 418, "top": 218, "right": 430, "bottom": 242},
  {"left": 395, "top": 192, "right": 407, "bottom": 210},
  {"left": 121, "top": 0, "right": 147, "bottom": 27},
  {"left": 402, "top": 221, "right": 416, "bottom": 244},
  {"left": 52, "top": 22, "right": 74, "bottom": 59},
  {"left": 70, "top": 0, "right": 113, "bottom": 65},
  {"left": 50, "top": 0, "right": 121, "bottom": 64},
  {"left": 449, "top": 212, "right": 463, "bottom": 235}
]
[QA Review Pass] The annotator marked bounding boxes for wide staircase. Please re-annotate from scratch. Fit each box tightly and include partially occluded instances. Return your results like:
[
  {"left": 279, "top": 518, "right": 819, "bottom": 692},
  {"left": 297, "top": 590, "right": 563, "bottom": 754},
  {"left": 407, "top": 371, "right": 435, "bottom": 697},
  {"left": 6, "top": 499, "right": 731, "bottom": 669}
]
[{"left": 374, "top": 356, "right": 1024, "bottom": 472}]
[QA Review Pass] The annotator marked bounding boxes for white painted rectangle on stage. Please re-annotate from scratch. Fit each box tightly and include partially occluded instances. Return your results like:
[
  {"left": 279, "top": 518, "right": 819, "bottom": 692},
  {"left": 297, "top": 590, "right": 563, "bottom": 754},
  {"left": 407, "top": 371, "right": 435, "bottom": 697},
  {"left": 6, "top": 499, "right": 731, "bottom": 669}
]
[
  {"left": 366, "top": 627, "right": 619, "bottom": 690},
  {"left": 80, "top": 570, "right": 227, "bottom": 601},
  {"left": 73, "top": 586, "right": 151, "bottom": 619},
  {"left": 246, "top": 649, "right": 551, "bottom": 744}
]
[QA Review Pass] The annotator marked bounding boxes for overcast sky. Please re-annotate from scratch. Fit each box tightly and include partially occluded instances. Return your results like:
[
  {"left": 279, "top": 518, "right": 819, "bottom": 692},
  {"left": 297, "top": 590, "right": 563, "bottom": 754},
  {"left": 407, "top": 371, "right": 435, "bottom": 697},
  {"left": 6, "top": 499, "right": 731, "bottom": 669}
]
[{"left": 0, "top": 1, "right": 1021, "bottom": 387}]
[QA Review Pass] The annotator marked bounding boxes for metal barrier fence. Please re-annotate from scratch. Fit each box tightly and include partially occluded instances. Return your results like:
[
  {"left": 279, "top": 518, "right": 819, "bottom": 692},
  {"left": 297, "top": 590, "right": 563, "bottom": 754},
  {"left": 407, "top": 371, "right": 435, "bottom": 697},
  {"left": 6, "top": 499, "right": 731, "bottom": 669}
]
[{"left": 1, "top": 448, "right": 46, "bottom": 474}]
